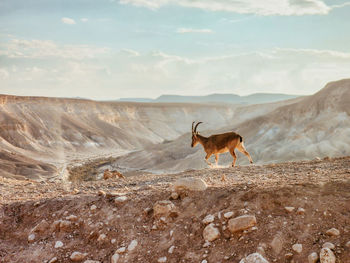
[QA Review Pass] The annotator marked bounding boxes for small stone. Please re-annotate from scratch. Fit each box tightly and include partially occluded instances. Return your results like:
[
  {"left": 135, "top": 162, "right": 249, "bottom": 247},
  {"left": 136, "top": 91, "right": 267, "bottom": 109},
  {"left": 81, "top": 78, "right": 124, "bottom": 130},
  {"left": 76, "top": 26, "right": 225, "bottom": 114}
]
[
  {"left": 66, "top": 215, "right": 78, "bottom": 222},
  {"left": 111, "top": 239, "right": 116, "bottom": 244},
  {"left": 173, "top": 177, "right": 208, "bottom": 192},
  {"left": 228, "top": 215, "right": 257, "bottom": 233},
  {"left": 153, "top": 200, "right": 176, "bottom": 217},
  {"left": 326, "top": 228, "right": 340, "bottom": 236},
  {"left": 203, "top": 241, "right": 211, "bottom": 248},
  {"left": 158, "top": 257, "right": 167, "bottom": 262},
  {"left": 346, "top": 241, "right": 350, "bottom": 248},
  {"left": 115, "top": 196, "right": 128, "bottom": 203},
  {"left": 97, "top": 233, "right": 106, "bottom": 242},
  {"left": 98, "top": 190, "right": 106, "bottom": 196},
  {"left": 224, "top": 211, "right": 234, "bottom": 219},
  {"left": 116, "top": 247, "right": 126, "bottom": 254},
  {"left": 48, "top": 257, "right": 58, "bottom": 263},
  {"left": 170, "top": 192, "right": 179, "bottom": 200},
  {"left": 285, "top": 253, "right": 293, "bottom": 259},
  {"left": 203, "top": 223, "right": 220, "bottom": 242},
  {"left": 128, "top": 239, "right": 138, "bottom": 251},
  {"left": 320, "top": 247, "right": 336, "bottom": 263},
  {"left": 31, "top": 219, "right": 49, "bottom": 233},
  {"left": 90, "top": 205, "right": 97, "bottom": 211},
  {"left": 297, "top": 207, "right": 305, "bottom": 214},
  {"left": 284, "top": 207, "right": 295, "bottom": 213},
  {"left": 270, "top": 234, "right": 283, "bottom": 255},
  {"left": 308, "top": 252, "right": 319, "bottom": 263},
  {"left": 322, "top": 242, "right": 335, "bottom": 250},
  {"left": 239, "top": 253, "right": 269, "bottom": 263},
  {"left": 54, "top": 240, "right": 63, "bottom": 248},
  {"left": 70, "top": 252, "right": 87, "bottom": 262},
  {"left": 168, "top": 245, "right": 175, "bottom": 254},
  {"left": 292, "top": 243, "right": 302, "bottom": 253},
  {"left": 111, "top": 253, "right": 119, "bottom": 263},
  {"left": 256, "top": 246, "right": 266, "bottom": 257},
  {"left": 83, "top": 261, "right": 100, "bottom": 263},
  {"left": 28, "top": 233, "right": 35, "bottom": 242},
  {"left": 201, "top": 260, "right": 208, "bottom": 263},
  {"left": 202, "top": 214, "right": 215, "bottom": 224}
]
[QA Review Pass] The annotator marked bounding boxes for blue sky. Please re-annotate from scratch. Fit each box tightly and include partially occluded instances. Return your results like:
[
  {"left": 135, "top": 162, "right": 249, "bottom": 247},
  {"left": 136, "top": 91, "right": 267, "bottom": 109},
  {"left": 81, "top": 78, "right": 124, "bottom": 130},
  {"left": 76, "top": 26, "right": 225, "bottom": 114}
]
[{"left": 1, "top": 0, "right": 350, "bottom": 99}]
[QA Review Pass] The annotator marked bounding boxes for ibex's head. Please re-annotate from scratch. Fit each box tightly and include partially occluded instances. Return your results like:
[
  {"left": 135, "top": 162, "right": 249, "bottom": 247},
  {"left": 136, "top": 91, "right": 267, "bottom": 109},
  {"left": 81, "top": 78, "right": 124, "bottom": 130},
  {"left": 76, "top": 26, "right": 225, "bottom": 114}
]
[{"left": 191, "top": 121, "right": 202, "bottom": 147}]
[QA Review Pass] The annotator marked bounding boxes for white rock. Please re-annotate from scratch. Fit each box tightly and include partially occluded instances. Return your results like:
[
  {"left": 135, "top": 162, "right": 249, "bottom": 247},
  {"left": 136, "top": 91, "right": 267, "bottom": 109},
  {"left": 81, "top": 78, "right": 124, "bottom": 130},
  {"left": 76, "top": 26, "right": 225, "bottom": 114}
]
[
  {"left": 239, "top": 253, "right": 269, "bottom": 263},
  {"left": 48, "top": 257, "right": 58, "bottom": 263},
  {"left": 115, "top": 196, "right": 128, "bottom": 203},
  {"left": 320, "top": 247, "right": 336, "bottom": 263},
  {"left": 173, "top": 177, "right": 207, "bottom": 192},
  {"left": 67, "top": 215, "right": 78, "bottom": 222},
  {"left": 158, "top": 257, "right": 167, "bottom": 262},
  {"left": 168, "top": 245, "right": 175, "bottom": 254},
  {"left": 326, "top": 228, "right": 340, "bottom": 236},
  {"left": 97, "top": 234, "right": 106, "bottom": 242},
  {"left": 201, "top": 260, "right": 208, "bottom": 263},
  {"left": 54, "top": 241, "right": 63, "bottom": 248},
  {"left": 128, "top": 239, "right": 138, "bottom": 251},
  {"left": 297, "top": 207, "right": 305, "bottom": 214},
  {"left": 116, "top": 247, "right": 126, "bottom": 254},
  {"left": 153, "top": 200, "right": 176, "bottom": 217},
  {"left": 90, "top": 205, "right": 97, "bottom": 211},
  {"left": 70, "top": 252, "right": 87, "bottom": 262},
  {"left": 228, "top": 215, "right": 257, "bottom": 233},
  {"left": 202, "top": 214, "right": 215, "bottom": 224},
  {"left": 292, "top": 243, "right": 302, "bottom": 253},
  {"left": 83, "top": 261, "right": 100, "bottom": 263},
  {"left": 111, "top": 239, "right": 116, "bottom": 244},
  {"left": 322, "top": 242, "right": 335, "bottom": 250},
  {"left": 224, "top": 211, "right": 234, "bottom": 219},
  {"left": 308, "top": 252, "right": 319, "bottom": 263},
  {"left": 28, "top": 233, "right": 35, "bottom": 242},
  {"left": 203, "top": 223, "right": 220, "bottom": 242},
  {"left": 111, "top": 253, "right": 119, "bottom": 263},
  {"left": 170, "top": 192, "right": 179, "bottom": 200},
  {"left": 284, "top": 207, "right": 295, "bottom": 213},
  {"left": 346, "top": 241, "right": 350, "bottom": 248}
]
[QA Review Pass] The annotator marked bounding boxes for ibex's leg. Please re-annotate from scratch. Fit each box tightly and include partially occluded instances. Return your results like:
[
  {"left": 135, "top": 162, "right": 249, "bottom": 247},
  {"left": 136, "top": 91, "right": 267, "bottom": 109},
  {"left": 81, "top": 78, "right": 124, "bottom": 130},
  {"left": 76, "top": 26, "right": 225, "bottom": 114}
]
[
  {"left": 229, "top": 149, "right": 237, "bottom": 167},
  {"left": 237, "top": 143, "right": 253, "bottom": 164},
  {"left": 215, "top": 154, "right": 219, "bottom": 166},
  {"left": 205, "top": 153, "right": 212, "bottom": 166}
]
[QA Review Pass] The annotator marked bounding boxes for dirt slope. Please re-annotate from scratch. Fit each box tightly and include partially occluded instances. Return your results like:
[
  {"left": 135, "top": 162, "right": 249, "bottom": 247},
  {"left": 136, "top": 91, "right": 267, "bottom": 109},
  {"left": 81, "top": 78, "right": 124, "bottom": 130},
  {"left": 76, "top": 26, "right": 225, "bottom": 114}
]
[{"left": 1, "top": 157, "right": 350, "bottom": 263}]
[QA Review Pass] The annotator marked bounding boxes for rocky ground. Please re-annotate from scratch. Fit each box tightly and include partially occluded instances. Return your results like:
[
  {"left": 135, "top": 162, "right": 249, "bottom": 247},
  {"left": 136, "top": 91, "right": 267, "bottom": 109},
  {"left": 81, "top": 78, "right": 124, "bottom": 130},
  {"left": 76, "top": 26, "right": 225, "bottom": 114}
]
[{"left": 1, "top": 157, "right": 350, "bottom": 263}]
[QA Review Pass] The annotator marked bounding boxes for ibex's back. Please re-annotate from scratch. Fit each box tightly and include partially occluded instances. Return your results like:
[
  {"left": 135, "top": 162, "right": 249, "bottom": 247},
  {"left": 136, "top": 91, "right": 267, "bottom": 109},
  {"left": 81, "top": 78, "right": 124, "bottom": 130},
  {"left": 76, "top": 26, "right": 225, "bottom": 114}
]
[{"left": 191, "top": 122, "right": 253, "bottom": 167}]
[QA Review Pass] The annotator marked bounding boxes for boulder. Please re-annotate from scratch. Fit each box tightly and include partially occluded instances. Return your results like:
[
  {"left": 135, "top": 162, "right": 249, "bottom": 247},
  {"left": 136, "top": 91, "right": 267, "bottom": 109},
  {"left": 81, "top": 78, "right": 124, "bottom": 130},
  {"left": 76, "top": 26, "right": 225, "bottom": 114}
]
[
  {"left": 173, "top": 177, "right": 207, "bottom": 192},
  {"left": 228, "top": 215, "right": 257, "bottom": 233},
  {"left": 203, "top": 223, "right": 220, "bottom": 242}
]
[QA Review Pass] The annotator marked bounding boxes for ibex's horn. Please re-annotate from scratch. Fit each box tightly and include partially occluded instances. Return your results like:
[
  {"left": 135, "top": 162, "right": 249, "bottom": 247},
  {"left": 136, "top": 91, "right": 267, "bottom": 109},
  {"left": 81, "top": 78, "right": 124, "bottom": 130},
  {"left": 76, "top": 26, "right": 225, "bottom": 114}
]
[
  {"left": 192, "top": 121, "right": 195, "bottom": 133},
  {"left": 194, "top": 122, "right": 202, "bottom": 133}
]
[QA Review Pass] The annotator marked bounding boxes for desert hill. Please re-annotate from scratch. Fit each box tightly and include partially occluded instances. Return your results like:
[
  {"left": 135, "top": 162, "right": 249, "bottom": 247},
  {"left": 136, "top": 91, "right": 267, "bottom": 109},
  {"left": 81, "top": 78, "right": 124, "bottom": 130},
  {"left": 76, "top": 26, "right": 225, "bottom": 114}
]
[
  {"left": 119, "top": 92, "right": 300, "bottom": 105},
  {"left": 113, "top": 79, "right": 350, "bottom": 172}
]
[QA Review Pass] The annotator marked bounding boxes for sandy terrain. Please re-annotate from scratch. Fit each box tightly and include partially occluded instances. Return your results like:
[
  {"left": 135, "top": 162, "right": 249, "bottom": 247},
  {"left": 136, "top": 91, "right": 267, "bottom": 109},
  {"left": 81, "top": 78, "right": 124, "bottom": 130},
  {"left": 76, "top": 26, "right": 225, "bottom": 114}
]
[{"left": 1, "top": 157, "right": 350, "bottom": 262}]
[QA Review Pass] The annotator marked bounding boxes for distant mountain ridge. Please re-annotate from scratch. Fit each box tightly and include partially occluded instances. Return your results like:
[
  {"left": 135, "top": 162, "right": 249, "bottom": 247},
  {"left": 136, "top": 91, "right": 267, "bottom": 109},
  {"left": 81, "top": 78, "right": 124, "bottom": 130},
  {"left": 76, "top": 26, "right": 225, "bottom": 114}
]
[{"left": 118, "top": 93, "right": 300, "bottom": 105}]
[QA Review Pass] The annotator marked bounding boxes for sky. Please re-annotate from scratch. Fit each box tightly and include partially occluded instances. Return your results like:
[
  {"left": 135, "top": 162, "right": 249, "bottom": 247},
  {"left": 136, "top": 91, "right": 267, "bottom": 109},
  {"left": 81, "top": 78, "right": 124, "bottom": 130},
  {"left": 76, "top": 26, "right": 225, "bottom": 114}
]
[{"left": 0, "top": 0, "right": 350, "bottom": 100}]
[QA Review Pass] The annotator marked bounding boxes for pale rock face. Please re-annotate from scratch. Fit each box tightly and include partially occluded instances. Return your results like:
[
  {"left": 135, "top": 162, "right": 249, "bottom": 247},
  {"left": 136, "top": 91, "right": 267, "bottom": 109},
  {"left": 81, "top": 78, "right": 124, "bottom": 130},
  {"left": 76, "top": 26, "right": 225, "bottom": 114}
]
[
  {"left": 320, "top": 247, "right": 336, "bottom": 263},
  {"left": 202, "top": 214, "right": 215, "bottom": 224},
  {"left": 173, "top": 177, "right": 207, "bottom": 192},
  {"left": 203, "top": 223, "right": 220, "bottom": 242},
  {"left": 239, "top": 253, "right": 269, "bottom": 263},
  {"left": 153, "top": 200, "right": 176, "bottom": 217},
  {"left": 308, "top": 252, "right": 319, "bottom": 263},
  {"left": 292, "top": 243, "right": 302, "bottom": 253},
  {"left": 224, "top": 211, "right": 234, "bottom": 219},
  {"left": 228, "top": 215, "right": 257, "bottom": 233},
  {"left": 128, "top": 239, "right": 138, "bottom": 251}
]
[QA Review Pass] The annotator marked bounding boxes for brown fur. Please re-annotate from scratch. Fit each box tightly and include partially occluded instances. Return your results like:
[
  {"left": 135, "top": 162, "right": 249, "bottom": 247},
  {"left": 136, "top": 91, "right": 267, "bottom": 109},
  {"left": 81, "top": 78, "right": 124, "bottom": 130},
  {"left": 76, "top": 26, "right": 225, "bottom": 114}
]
[{"left": 191, "top": 122, "right": 253, "bottom": 167}]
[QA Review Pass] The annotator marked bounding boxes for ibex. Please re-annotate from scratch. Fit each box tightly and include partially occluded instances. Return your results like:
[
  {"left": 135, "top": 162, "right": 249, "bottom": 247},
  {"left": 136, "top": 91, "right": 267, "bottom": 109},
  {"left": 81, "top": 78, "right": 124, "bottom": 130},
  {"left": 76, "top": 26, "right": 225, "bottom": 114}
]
[{"left": 191, "top": 121, "right": 253, "bottom": 167}]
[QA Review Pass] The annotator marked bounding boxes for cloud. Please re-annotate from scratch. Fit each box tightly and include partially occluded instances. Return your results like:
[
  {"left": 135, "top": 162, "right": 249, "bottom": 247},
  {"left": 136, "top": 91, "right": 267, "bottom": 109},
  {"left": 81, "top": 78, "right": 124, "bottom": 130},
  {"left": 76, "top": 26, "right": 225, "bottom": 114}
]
[
  {"left": 176, "top": 28, "right": 213, "bottom": 34},
  {"left": 61, "top": 17, "right": 76, "bottom": 25},
  {"left": 1, "top": 37, "right": 350, "bottom": 99},
  {"left": 118, "top": 0, "right": 349, "bottom": 15},
  {"left": 0, "top": 38, "right": 109, "bottom": 60},
  {"left": 81, "top": 18, "right": 88, "bottom": 22}
]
